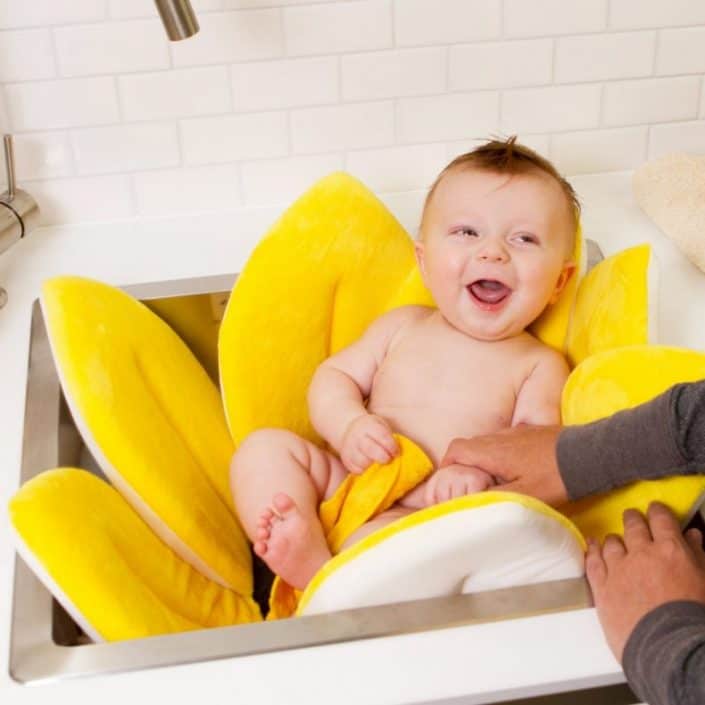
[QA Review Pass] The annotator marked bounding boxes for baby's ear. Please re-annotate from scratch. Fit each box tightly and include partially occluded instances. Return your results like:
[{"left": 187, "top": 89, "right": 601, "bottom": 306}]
[
  {"left": 549, "top": 260, "right": 576, "bottom": 304},
  {"left": 414, "top": 240, "right": 427, "bottom": 279}
]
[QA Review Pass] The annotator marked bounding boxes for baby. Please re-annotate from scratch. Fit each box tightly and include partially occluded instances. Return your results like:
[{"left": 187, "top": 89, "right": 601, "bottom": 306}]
[{"left": 231, "top": 136, "right": 579, "bottom": 590}]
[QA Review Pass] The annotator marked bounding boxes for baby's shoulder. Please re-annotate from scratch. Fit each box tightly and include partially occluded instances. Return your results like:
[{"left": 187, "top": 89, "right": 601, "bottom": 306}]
[
  {"left": 370, "top": 305, "right": 433, "bottom": 351},
  {"left": 372, "top": 305, "right": 433, "bottom": 332},
  {"left": 357, "top": 305, "right": 432, "bottom": 354},
  {"left": 519, "top": 334, "right": 570, "bottom": 374}
]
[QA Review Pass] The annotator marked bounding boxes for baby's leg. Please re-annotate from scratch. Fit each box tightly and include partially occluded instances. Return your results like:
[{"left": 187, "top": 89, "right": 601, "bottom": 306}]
[
  {"left": 231, "top": 429, "right": 347, "bottom": 589},
  {"left": 338, "top": 505, "right": 415, "bottom": 551}
]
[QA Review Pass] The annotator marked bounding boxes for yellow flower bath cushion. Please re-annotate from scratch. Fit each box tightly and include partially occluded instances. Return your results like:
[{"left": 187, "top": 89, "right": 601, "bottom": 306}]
[
  {"left": 565, "top": 243, "right": 656, "bottom": 367},
  {"left": 9, "top": 170, "right": 586, "bottom": 642},
  {"left": 219, "top": 171, "right": 583, "bottom": 446},
  {"left": 41, "top": 276, "right": 252, "bottom": 594},
  {"left": 530, "top": 221, "right": 585, "bottom": 352},
  {"left": 9, "top": 469, "right": 260, "bottom": 641},
  {"left": 561, "top": 345, "right": 705, "bottom": 541}
]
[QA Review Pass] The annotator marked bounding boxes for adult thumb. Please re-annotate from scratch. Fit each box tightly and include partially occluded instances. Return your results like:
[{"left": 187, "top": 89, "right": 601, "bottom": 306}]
[
  {"left": 493, "top": 480, "right": 527, "bottom": 496},
  {"left": 440, "top": 437, "right": 495, "bottom": 471}
]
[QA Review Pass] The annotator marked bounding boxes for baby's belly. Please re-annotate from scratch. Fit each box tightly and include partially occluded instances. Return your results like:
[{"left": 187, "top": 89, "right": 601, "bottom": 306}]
[{"left": 368, "top": 404, "right": 511, "bottom": 468}]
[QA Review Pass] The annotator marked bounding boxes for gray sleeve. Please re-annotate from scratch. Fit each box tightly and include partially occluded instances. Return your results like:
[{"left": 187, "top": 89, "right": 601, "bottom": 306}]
[
  {"left": 556, "top": 380, "right": 705, "bottom": 500},
  {"left": 622, "top": 601, "right": 705, "bottom": 705}
]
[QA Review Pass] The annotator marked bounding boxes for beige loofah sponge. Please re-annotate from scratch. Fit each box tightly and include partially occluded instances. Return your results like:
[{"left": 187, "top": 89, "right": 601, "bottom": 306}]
[{"left": 633, "top": 153, "right": 705, "bottom": 273}]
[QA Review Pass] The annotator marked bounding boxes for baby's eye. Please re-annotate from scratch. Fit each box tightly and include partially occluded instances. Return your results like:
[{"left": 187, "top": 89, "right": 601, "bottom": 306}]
[
  {"left": 453, "top": 227, "right": 479, "bottom": 238},
  {"left": 513, "top": 233, "right": 538, "bottom": 245}
]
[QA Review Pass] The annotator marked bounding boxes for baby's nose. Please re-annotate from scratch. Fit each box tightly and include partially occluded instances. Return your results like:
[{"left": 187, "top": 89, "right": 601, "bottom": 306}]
[{"left": 476, "top": 245, "right": 508, "bottom": 263}]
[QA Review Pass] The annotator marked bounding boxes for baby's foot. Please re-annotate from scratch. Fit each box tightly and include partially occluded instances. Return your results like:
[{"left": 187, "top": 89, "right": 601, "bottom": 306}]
[{"left": 254, "top": 493, "right": 332, "bottom": 590}]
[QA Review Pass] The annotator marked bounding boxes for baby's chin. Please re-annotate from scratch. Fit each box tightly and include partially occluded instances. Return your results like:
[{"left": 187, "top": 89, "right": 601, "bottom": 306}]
[{"left": 441, "top": 312, "right": 529, "bottom": 341}]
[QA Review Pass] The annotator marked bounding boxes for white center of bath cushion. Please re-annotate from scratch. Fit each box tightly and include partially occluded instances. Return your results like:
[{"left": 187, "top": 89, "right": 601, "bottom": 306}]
[{"left": 299, "top": 496, "right": 585, "bottom": 616}]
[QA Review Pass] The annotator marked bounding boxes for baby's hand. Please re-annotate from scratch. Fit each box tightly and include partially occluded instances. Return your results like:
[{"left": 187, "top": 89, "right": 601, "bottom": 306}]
[
  {"left": 423, "top": 464, "right": 495, "bottom": 506},
  {"left": 339, "top": 413, "right": 399, "bottom": 474}
]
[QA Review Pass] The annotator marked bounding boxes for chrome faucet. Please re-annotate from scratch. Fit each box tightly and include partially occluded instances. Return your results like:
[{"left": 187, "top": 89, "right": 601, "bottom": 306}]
[
  {"left": 154, "top": 0, "right": 199, "bottom": 41},
  {"left": 0, "top": 134, "right": 40, "bottom": 309}
]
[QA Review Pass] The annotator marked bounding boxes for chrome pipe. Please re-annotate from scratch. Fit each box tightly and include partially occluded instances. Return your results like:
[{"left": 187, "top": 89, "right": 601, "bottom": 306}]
[
  {"left": 4, "top": 134, "right": 16, "bottom": 198},
  {"left": 154, "top": 0, "right": 199, "bottom": 41},
  {"left": 0, "top": 135, "right": 40, "bottom": 256}
]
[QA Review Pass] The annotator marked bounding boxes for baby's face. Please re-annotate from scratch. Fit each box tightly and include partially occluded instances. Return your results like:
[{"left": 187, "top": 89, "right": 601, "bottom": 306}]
[{"left": 416, "top": 168, "right": 576, "bottom": 341}]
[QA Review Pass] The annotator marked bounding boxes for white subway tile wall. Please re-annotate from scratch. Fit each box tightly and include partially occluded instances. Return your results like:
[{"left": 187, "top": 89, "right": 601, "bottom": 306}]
[
  {"left": 657, "top": 28, "right": 705, "bottom": 76},
  {"left": 551, "top": 127, "right": 648, "bottom": 175},
  {"left": 0, "top": 0, "right": 703, "bottom": 225},
  {"left": 241, "top": 153, "right": 343, "bottom": 205},
  {"left": 448, "top": 40, "right": 552, "bottom": 91},
  {"left": 181, "top": 111, "right": 289, "bottom": 163},
  {"left": 394, "top": 0, "right": 500, "bottom": 46},
  {"left": 0, "top": 29, "right": 55, "bottom": 82},
  {"left": 120, "top": 67, "right": 231, "bottom": 121},
  {"left": 6, "top": 78, "right": 120, "bottom": 130},
  {"left": 342, "top": 48, "right": 445, "bottom": 101},
  {"left": 134, "top": 163, "right": 243, "bottom": 216},
  {"left": 291, "top": 101, "right": 394, "bottom": 152},
  {"left": 502, "top": 84, "right": 601, "bottom": 133},
  {"left": 649, "top": 121, "right": 705, "bottom": 159},
  {"left": 232, "top": 57, "right": 338, "bottom": 110},
  {"left": 504, "top": 0, "right": 607, "bottom": 38},
  {"left": 171, "top": 11, "right": 284, "bottom": 66},
  {"left": 398, "top": 92, "right": 498, "bottom": 143},
  {"left": 609, "top": 0, "right": 705, "bottom": 30},
  {"left": 602, "top": 77, "right": 700, "bottom": 126},
  {"left": 284, "top": 1, "right": 392, "bottom": 56},
  {"left": 554, "top": 32, "right": 655, "bottom": 84},
  {"left": 71, "top": 123, "right": 180, "bottom": 175},
  {"left": 54, "top": 21, "right": 170, "bottom": 77}
]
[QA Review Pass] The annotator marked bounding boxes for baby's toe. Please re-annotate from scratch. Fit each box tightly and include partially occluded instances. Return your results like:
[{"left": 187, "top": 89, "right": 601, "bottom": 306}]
[
  {"left": 272, "top": 492, "right": 296, "bottom": 516},
  {"left": 256, "top": 526, "right": 270, "bottom": 541},
  {"left": 253, "top": 540, "right": 268, "bottom": 557},
  {"left": 259, "top": 508, "right": 274, "bottom": 521}
]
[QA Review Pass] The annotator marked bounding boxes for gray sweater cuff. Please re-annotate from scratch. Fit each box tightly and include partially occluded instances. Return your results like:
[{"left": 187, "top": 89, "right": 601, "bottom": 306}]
[
  {"left": 623, "top": 601, "right": 705, "bottom": 705},
  {"left": 556, "top": 386, "right": 686, "bottom": 500}
]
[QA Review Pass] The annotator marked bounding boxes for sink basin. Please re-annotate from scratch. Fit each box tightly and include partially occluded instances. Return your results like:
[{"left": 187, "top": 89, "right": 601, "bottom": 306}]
[{"left": 9, "top": 273, "right": 592, "bottom": 686}]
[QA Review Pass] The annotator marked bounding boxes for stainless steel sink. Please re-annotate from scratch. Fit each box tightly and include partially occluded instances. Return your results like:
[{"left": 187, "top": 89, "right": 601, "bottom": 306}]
[{"left": 9, "top": 273, "right": 593, "bottom": 688}]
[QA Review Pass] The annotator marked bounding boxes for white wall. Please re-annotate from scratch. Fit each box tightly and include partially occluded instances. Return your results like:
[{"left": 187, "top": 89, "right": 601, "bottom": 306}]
[{"left": 1, "top": 0, "right": 704, "bottom": 226}]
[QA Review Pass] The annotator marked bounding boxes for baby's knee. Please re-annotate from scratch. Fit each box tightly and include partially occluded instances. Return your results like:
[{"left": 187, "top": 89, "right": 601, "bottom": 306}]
[{"left": 230, "top": 428, "right": 302, "bottom": 479}]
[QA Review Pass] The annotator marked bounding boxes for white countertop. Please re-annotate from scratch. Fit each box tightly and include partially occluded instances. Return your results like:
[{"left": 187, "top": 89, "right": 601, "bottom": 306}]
[{"left": 2, "top": 171, "right": 702, "bottom": 704}]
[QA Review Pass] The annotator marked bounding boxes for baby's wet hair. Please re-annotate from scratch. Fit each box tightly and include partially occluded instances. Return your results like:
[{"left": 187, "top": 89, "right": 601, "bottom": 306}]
[{"left": 421, "top": 135, "right": 580, "bottom": 255}]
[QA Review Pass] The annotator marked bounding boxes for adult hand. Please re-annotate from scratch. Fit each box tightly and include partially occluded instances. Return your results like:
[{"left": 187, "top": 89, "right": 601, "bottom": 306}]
[
  {"left": 440, "top": 424, "right": 568, "bottom": 506},
  {"left": 586, "top": 502, "right": 705, "bottom": 663}
]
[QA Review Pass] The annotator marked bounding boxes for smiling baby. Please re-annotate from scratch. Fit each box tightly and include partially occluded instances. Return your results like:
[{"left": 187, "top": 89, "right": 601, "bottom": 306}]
[{"left": 230, "top": 136, "right": 579, "bottom": 590}]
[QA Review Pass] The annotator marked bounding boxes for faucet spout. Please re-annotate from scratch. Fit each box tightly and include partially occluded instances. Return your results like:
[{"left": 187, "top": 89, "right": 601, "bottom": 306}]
[
  {"left": 0, "top": 134, "right": 40, "bottom": 256},
  {"left": 154, "top": 0, "right": 200, "bottom": 41}
]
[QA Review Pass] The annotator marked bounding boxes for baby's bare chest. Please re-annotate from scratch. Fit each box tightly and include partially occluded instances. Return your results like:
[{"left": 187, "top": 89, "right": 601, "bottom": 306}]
[{"left": 369, "top": 333, "right": 533, "bottom": 418}]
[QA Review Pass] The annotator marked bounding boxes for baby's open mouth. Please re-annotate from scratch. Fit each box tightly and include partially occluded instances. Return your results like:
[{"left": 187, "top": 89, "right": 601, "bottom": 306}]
[{"left": 467, "top": 279, "right": 512, "bottom": 306}]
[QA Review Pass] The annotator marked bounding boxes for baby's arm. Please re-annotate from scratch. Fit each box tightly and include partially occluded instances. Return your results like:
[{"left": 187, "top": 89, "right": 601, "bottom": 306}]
[
  {"left": 308, "top": 306, "right": 428, "bottom": 472},
  {"left": 511, "top": 347, "right": 570, "bottom": 426}
]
